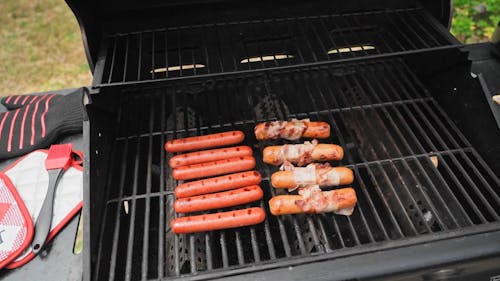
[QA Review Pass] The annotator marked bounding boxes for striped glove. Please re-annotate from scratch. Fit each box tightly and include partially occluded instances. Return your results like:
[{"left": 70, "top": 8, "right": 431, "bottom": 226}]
[{"left": 0, "top": 89, "right": 83, "bottom": 159}]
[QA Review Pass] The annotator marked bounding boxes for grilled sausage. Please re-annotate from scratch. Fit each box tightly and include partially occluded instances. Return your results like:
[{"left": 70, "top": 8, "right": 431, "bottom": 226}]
[
  {"left": 255, "top": 119, "right": 330, "bottom": 140},
  {"left": 169, "top": 146, "right": 253, "bottom": 168},
  {"left": 263, "top": 141, "right": 343, "bottom": 166},
  {"left": 170, "top": 207, "right": 266, "bottom": 234},
  {"left": 174, "top": 185, "right": 263, "bottom": 213},
  {"left": 271, "top": 163, "right": 353, "bottom": 189},
  {"left": 164, "top": 131, "right": 245, "bottom": 153},
  {"left": 269, "top": 186, "right": 356, "bottom": 216},
  {"left": 175, "top": 171, "right": 262, "bottom": 198},
  {"left": 172, "top": 156, "right": 256, "bottom": 180}
]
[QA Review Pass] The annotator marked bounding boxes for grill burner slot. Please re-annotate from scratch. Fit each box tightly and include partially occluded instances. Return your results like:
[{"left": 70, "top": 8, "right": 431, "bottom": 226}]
[
  {"left": 96, "top": 8, "right": 456, "bottom": 86},
  {"left": 92, "top": 59, "right": 500, "bottom": 280}
]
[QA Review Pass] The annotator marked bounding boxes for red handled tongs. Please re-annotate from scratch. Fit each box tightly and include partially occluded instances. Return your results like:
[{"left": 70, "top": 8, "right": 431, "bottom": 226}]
[{"left": 32, "top": 144, "right": 73, "bottom": 254}]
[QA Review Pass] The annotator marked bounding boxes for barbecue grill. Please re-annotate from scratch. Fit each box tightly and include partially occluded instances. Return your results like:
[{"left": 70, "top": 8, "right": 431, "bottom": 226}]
[{"left": 65, "top": 0, "right": 500, "bottom": 280}]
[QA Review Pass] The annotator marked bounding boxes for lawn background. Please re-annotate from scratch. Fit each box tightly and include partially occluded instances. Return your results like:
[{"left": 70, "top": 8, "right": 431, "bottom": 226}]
[{"left": 1, "top": 0, "right": 498, "bottom": 97}]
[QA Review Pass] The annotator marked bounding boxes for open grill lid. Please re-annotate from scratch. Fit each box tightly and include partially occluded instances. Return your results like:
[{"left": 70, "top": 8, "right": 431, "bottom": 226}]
[{"left": 65, "top": 0, "right": 451, "bottom": 72}]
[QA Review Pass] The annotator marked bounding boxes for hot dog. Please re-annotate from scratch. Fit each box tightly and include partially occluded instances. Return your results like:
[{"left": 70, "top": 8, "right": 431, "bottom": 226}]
[
  {"left": 174, "top": 185, "right": 263, "bottom": 213},
  {"left": 172, "top": 156, "right": 256, "bottom": 180},
  {"left": 255, "top": 119, "right": 330, "bottom": 140},
  {"left": 271, "top": 162, "right": 353, "bottom": 189},
  {"left": 269, "top": 185, "right": 356, "bottom": 216},
  {"left": 165, "top": 131, "right": 245, "bottom": 153},
  {"left": 263, "top": 140, "right": 343, "bottom": 166},
  {"left": 169, "top": 146, "right": 253, "bottom": 168},
  {"left": 175, "top": 171, "right": 262, "bottom": 198},
  {"left": 170, "top": 207, "right": 266, "bottom": 234}
]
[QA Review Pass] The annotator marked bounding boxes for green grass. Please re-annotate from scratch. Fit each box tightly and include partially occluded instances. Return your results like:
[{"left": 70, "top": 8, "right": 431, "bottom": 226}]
[
  {"left": 0, "top": 1, "right": 498, "bottom": 97},
  {"left": 0, "top": 0, "right": 91, "bottom": 96},
  {"left": 451, "top": 0, "right": 500, "bottom": 43}
]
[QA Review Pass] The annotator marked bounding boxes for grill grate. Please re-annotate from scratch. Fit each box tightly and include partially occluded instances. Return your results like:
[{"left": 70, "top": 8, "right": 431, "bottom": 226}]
[
  {"left": 93, "top": 8, "right": 457, "bottom": 87},
  {"left": 93, "top": 59, "right": 500, "bottom": 281}
]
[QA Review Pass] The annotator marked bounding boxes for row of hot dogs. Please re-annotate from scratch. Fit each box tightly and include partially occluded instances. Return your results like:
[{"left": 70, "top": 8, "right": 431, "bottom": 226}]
[
  {"left": 166, "top": 131, "right": 264, "bottom": 234},
  {"left": 166, "top": 119, "right": 357, "bottom": 234}
]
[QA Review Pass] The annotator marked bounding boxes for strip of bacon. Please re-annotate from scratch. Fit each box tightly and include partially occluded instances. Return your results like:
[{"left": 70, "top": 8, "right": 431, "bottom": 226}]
[{"left": 294, "top": 185, "right": 356, "bottom": 215}]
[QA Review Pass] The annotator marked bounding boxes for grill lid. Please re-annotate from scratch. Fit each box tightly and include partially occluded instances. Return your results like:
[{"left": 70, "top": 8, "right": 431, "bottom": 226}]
[{"left": 64, "top": 0, "right": 452, "bottom": 72}]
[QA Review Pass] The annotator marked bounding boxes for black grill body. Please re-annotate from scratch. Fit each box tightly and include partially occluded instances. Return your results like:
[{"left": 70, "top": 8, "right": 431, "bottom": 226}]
[{"left": 74, "top": 1, "right": 500, "bottom": 280}]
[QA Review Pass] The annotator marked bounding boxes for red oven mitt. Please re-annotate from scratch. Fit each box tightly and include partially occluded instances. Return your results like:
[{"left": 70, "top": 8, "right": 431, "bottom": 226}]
[
  {"left": 0, "top": 173, "right": 33, "bottom": 269},
  {"left": 0, "top": 91, "right": 83, "bottom": 160}
]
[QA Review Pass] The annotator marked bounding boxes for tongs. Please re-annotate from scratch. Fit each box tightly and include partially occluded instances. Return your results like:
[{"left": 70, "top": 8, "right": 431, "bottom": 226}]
[{"left": 32, "top": 144, "right": 73, "bottom": 254}]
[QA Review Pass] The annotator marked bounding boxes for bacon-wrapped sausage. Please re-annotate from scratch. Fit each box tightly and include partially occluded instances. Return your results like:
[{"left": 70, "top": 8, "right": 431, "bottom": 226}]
[
  {"left": 269, "top": 185, "right": 356, "bottom": 216},
  {"left": 263, "top": 140, "right": 343, "bottom": 166},
  {"left": 271, "top": 162, "right": 353, "bottom": 190},
  {"left": 254, "top": 119, "right": 330, "bottom": 140}
]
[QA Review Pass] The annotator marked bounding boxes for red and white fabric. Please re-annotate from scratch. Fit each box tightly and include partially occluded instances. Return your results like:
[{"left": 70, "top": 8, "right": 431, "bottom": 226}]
[{"left": 0, "top": 173, "right": 33, "bottom": 269}]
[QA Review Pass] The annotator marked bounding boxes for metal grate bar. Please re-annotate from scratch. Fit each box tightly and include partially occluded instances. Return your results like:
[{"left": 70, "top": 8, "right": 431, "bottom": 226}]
[
  {"left": 93, "top": 140, "right": 120, "bottom": 280},
  {"left": 164, "top": 32, "right": 169, "bottom": 79},
  {"left": 158, "top": 94, "right": 166, "bottom": 278},
  {"left": 470, "top": 149, "right": 500, "bottom": 187},
  {"left": 205, "top": 234, "right": 213, "bottom": 270},
  {"left": 330, "top": 216, "right": 346, "bottom": 248},
  {"left": 107, "top": 141, "right": 129, "bottom": 281},
  {"left": 123, "top": 37, "right": 130, "bottom": 82},
  {"left": 124, "top": 128, "right": 143, "bottom": 281},
  {"left": 212, "top": 24, "right": 225, "bottom": 73},
  {"left": 250, "top": 228, "right": 261, "bottom": 262},
  {"left": 219, "top": 232, "right": 229, "bottom": 267},
  {"left": 137, "top": 34, "right": 143, "bottom": 81},
  {"left": 141, "top": 102, "right": 155, "bottom": 280},
  {"left": 198, "top": 27, "right": 211, "bottom": 74},
  {"left": 151, "top": 32, "right": 156, "bottom": 80},
  {"left": 176, "top": 30, "right": 183, "bottom": 76},
  {"left": 108, "top": 39, "right": 118, "bottom": 84}
]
